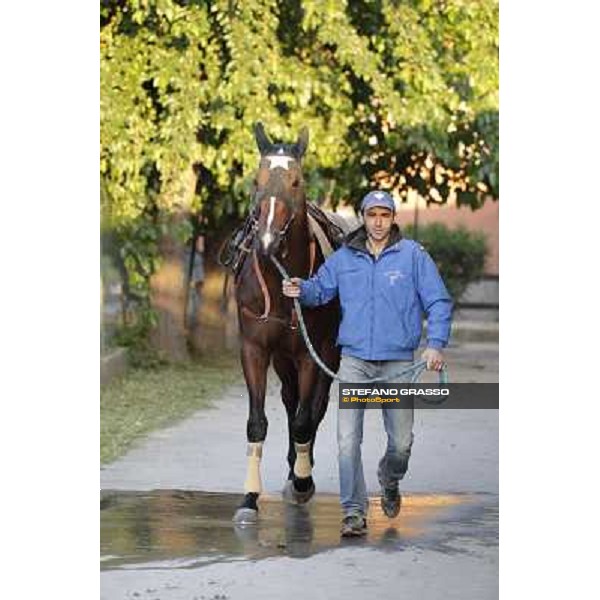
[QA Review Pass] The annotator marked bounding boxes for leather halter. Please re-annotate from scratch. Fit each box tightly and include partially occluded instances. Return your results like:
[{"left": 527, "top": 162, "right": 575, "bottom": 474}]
[
  {"left": 248, "top": 210, "right": 295, "bottom": 244},
  {"left": 237, "top": 190, "right": 317, "bottom": 328},
  {"left": 252, "top": 249, "right": 271, "bottom": 321}
]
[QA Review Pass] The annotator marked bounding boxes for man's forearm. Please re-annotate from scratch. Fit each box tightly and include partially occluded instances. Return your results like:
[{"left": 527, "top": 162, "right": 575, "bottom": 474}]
[
  {"left": 299, "top": 279, "right": 328, "bottom": 306},
  {"left": 425, "top": 298, "right": 453, "bottom": 347}
]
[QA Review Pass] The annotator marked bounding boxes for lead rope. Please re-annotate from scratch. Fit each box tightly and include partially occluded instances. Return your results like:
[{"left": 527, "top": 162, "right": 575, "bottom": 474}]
[{"left": 269, "top": 254, "right": 449, "bottom": 404}]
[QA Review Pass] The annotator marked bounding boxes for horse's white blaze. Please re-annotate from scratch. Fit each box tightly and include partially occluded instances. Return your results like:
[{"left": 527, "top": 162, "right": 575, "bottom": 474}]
[
  {"left": 293, "top": 441, "right": 312, "bottom": 478},
  {"left": 261, "top": 195, "right": 276, "bottom": 249},
  {"left": 267, "top": 196, "right": 276, "bottom": 228},
  {"left": 244, "top": 442, "right": 263, "bottom": 494}
]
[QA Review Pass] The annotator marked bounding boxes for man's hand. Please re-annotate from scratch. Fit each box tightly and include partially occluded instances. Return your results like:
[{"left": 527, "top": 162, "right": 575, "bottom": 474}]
[
  {"left": 282, "top": 277, "right": 303, "bottom": 298},
  {"left": 421, "top": 348, "right": 445, "bottom": 371}
]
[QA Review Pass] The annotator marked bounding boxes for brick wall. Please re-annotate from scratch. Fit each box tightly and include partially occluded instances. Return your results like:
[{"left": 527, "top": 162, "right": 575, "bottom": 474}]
[{"left": 396, "top": 200, "right": 499, "bottom": 276}]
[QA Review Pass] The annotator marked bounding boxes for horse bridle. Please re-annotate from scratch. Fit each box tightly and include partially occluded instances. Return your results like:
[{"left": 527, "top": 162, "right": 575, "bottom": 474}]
[
  {"left": 239, "top": 196, "right": 315, "bottom": 327},
  {"left": 248, "top": 199, "right": 296, "bottom": 245}
]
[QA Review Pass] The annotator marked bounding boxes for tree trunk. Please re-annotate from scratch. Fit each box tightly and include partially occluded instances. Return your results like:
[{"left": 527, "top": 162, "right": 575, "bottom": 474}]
[
  {"left": 187, "top": 281, "right": 204, "bottom": 356},
  {"left": 148, "top": 165, "right": 197, "bottom": 363},
  {"left": 149, "top": 241, "right": 189, "bottom": 362}
]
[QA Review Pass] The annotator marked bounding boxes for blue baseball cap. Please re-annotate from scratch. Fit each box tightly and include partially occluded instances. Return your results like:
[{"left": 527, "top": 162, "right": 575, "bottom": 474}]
[{"left": 360, "top": 190, "right": 395, "bottom": 213}]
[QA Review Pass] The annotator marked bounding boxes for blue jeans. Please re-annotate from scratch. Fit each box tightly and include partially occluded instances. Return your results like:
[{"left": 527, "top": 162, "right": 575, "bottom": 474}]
[{"left": 337, "top": 354, "right": 415, "bottom": 517}]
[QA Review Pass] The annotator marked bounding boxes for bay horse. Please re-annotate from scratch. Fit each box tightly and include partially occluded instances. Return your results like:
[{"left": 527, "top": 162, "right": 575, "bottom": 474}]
[{"left": 232, "top": 123, "right": 341, "bottom": 523}]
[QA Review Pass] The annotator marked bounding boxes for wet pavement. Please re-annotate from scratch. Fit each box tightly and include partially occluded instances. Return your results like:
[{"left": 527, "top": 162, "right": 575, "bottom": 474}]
[
  {"left": 101, "top": 490, "right": 498, "bottom": 600},
  {"left": 101, "top": 490, "right": 497, "bottom": 569},
  {"left": 101, "top": 342, "right": 498, "bottom": 599}
]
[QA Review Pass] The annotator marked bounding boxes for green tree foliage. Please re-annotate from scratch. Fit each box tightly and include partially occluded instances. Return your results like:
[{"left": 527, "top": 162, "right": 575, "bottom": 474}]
[
  {"left": 100, "top": 0, "right": 498, "bottom": 352},
  {"left": 101, "top": 0, "right": 498, "bottom": 225},
  {"left": 404, "top": 223, "right": 488, "bottom": 301}
]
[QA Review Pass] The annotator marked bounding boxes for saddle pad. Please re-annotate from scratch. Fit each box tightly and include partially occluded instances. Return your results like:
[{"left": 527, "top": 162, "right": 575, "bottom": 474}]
[{"left": 307, "top": 213, "right": 335, "bottom": 258}]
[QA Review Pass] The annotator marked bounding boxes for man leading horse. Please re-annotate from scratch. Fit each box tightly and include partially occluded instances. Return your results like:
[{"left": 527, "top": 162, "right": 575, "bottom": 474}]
[{"left": 283, "top": 190, "right": 453, "bottom": 537}]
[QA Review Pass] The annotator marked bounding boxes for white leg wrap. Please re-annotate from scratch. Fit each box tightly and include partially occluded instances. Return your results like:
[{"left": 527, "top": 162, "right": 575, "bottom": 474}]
[
  {"left": 244, "top": 442, "right": 263, "bottom": 494},
  {"left": 293, "top": 442, "right": 312, "bottom": 478}
]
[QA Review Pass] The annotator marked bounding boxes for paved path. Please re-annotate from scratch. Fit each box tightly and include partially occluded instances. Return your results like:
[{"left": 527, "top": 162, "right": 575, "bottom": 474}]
[{"left": 101, "top": 341, "right": 498, "bottom": 600}]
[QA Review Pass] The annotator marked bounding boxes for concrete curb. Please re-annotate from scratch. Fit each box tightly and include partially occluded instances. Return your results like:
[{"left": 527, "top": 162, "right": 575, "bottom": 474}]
[
  {"left": 451, "top": 320, "right": 499, "bottom": 343},
  {"left": 101, "top": 347, "right": 129, "bottom": 387},
  {"left": 422, "top": 320, "right": 499, "bottom": 344}
]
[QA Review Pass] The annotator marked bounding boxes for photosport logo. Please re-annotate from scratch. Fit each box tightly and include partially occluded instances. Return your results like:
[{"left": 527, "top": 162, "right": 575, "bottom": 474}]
[{"left": 338, "top": 383, "right": 499, "bottom": 409}]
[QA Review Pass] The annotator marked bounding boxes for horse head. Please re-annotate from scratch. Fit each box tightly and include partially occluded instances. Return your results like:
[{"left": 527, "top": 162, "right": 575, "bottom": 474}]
[{"left": 251, "top": 122, "right": 309, "bottom": 255}]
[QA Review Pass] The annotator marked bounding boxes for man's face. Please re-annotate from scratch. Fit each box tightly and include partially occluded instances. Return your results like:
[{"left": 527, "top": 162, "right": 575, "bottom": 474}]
[{"left": 364, "top": 206, "right": 394, "bottom": 242}]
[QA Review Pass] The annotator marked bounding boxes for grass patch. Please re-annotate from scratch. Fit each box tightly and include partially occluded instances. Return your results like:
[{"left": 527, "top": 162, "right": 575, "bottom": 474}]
[{"left": 101, "top": 351, "right": 241, "bottom": 465}]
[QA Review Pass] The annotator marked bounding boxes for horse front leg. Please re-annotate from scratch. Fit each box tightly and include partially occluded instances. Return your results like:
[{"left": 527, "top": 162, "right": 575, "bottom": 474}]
[
  {"left": 272, "top": 354, "right": 299, "bottom": 482},
  {"left": 288, "top": 357, "right": 319, "bottom": 504},
  {"left": 233, "top": 340, "right": 270, "bottom": 524},
  {"left": 307, "top": 341, "right": 340, "bottom": 466}
]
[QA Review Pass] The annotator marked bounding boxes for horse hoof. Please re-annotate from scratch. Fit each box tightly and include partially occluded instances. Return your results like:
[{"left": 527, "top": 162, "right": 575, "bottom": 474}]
[
  {"left": 283, "top": 479, "right": 315, "bottom": 505},
  {"left": 292, "top": 482, "right": 315, "bottom": 505},
  {"left": 233, "top": 507, "right": 259, "bottom": 525}
]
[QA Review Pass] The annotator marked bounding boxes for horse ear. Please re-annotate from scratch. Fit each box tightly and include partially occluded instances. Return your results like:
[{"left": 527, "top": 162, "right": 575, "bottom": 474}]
[
  {"left": 254, "top": 122, "right": 272, "bottom": 155},
  {"left": 294, "top": 127, "right": 309, "bottom": 158}
]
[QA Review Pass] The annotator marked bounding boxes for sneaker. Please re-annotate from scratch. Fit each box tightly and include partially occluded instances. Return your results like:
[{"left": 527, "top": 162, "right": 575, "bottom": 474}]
[
  {"left": 340, "top": 514, "right": 367, "bottom": 537},
  {"left": 380, "top": 484, "right": 401, "bottom": 518}
]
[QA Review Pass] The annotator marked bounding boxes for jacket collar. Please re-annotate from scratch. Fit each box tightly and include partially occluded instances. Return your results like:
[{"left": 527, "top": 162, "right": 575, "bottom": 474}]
[{"left": 345, "top": 223, "right": 403, "bottom": 255}]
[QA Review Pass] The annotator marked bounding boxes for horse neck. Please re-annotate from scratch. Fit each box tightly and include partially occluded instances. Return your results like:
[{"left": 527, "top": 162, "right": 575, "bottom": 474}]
[{"left": 279, "top": 199, "right": 311, "bottom": 278}]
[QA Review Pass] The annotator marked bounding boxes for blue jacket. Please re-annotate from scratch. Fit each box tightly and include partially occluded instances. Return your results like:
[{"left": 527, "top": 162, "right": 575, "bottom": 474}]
[{"left": 299, "top": 225, "right": 453, "bottom": 361}]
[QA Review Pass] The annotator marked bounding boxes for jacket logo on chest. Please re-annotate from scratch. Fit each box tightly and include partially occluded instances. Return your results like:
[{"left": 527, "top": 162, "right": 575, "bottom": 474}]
[{"left": 384, "top": 270, "right": 405, "bottom": 286}]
